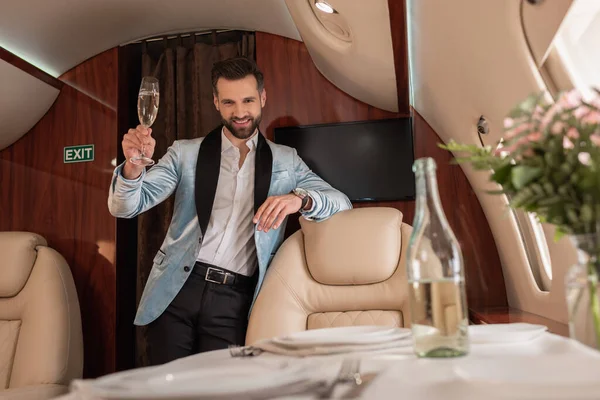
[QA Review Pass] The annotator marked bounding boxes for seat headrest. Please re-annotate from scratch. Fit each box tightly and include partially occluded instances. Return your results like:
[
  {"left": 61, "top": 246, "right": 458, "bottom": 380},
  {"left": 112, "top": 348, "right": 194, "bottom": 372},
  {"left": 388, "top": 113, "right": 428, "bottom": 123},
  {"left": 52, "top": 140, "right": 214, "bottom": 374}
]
[
  {"left": 300, "top": 208, "right": 403, "bottom": 285},
  {"left": 0, "top": 231, "right": 47, "bottom": 297}
]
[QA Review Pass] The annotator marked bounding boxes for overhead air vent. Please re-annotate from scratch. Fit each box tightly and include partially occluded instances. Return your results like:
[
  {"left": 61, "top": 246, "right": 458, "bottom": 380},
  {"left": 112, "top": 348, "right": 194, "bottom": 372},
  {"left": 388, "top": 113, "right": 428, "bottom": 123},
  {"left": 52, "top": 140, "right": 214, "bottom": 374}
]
[{"left": 308, "top": 0, "right": 353, "bottom": 43}]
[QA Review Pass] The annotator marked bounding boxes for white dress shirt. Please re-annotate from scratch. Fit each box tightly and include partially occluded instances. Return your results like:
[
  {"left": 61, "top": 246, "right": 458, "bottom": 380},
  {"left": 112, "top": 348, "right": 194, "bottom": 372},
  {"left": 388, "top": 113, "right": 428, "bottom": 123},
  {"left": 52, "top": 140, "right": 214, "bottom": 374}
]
[{"left": 196, "top": 129, "right": 258, "bottom": 276}]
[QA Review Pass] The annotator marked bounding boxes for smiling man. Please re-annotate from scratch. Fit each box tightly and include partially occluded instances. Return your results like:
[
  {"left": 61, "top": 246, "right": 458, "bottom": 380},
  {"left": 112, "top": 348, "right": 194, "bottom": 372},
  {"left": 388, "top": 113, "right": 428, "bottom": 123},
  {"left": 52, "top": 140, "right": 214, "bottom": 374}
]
[{"left": 108, "top": 57, "right": 351, "bottom": 365}]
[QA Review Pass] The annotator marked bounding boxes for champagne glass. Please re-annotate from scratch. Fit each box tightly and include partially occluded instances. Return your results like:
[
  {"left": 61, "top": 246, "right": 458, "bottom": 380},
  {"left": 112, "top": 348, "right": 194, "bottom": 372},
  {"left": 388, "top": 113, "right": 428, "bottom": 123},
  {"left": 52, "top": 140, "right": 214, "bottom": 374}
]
[{"left": 131, "top": 76, "right": 159, "bottom": 166}]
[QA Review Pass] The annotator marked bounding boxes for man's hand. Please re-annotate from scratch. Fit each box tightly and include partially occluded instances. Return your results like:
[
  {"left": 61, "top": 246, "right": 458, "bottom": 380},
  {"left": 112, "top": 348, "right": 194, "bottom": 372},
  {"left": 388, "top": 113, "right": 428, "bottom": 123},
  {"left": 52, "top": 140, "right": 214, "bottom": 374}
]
[
  {"left": 253, "top": 194, "right": 303, "bottom": 232},
  {"left": 122, "top": 125, "right": 156, "bottom": 179}
]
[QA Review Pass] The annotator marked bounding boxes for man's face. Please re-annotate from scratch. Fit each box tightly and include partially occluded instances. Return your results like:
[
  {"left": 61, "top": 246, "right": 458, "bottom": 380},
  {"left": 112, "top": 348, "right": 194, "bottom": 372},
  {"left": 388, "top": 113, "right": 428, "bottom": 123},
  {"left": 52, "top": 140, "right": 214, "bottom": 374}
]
[{"left": 213, "top": 75, "right": 266, "bottom": 140}]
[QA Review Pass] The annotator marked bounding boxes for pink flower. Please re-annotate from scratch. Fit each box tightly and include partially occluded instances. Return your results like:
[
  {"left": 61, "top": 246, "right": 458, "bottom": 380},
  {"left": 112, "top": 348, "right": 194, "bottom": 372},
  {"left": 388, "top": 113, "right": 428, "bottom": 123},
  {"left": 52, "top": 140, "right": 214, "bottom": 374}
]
[
  {"left": 541, "top": 103, "right": 563, "bottom": 130},
  {"left": 532, "top": 105, "right": 546, "bottom": 121},
  {"left": 527, "top": 132, "right": 543, "bottom": 142},
  {"left": 583, "top": 111, "right": 600, "bottom": 125},
  {"left": 578, "top": 152, "right": 591, "bottom": 166},
  {"left": 591, "top": 95, "right": 600, "bottom": 110},
  {"left": 495, "top": 130, "right": 542, "bottom": 158},
  {"left": 504, "top": 118, "right": 515, "bottom": 129},
  {"left": 558, "top": 89, "right": 583, "bottom": 108},
  {"left": 567, "top": 127, "right": 580, "bottom": 139},
  {"left": 590, "top": 134, "right": 600, "bottom": 147},
  {"left": 504, "top": 123, "right": 532, "bottom": 140},
  {"left": 563, "top": 137, "right": 575, "bottom": 149},
  {"left": 551, "top": 122, "right": 566, "bottom": 135},
  {"left": 574, "top": 105, "right": 591, "bottom": 119}
]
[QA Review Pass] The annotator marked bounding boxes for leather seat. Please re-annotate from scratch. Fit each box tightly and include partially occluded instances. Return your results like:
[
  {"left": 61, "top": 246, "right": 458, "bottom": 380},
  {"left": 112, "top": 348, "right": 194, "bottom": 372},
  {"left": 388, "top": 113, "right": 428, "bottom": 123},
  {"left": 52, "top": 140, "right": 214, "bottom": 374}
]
[
  {"left": 0, "top": 232, "right": 83, "bottom": 400},
  {"left": 246, "top": 207, "right": 413, "bottom": 344}
]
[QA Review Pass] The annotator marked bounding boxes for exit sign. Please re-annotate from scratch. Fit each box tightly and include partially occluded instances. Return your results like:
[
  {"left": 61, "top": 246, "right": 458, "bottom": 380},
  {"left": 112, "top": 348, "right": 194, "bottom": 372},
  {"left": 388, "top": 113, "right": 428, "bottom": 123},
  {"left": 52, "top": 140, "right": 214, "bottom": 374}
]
[{"left": 64, "top": 145, "right": 94, "bottom": 163}]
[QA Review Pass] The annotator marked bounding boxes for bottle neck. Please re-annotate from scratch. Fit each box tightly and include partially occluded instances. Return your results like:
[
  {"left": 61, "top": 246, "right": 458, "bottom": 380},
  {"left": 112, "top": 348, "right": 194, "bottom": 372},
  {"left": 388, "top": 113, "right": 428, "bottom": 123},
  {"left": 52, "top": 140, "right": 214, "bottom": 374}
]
[{"left": 415, "top": 169, "right": 449, "bottom": 227}]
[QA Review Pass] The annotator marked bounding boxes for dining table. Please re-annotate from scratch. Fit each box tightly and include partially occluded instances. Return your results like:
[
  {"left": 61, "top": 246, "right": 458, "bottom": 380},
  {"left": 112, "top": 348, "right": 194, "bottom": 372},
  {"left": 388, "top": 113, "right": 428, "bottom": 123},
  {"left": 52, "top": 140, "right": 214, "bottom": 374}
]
[{"left": 54, "top": 323, "right": 600, "bottom": 399}]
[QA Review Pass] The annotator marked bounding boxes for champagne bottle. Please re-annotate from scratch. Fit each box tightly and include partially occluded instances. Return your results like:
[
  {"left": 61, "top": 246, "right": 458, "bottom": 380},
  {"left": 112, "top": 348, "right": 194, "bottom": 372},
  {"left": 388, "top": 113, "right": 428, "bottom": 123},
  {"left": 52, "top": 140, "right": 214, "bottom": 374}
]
[{"left": 407, "top": 157, "right": 470, "bottom": 357}]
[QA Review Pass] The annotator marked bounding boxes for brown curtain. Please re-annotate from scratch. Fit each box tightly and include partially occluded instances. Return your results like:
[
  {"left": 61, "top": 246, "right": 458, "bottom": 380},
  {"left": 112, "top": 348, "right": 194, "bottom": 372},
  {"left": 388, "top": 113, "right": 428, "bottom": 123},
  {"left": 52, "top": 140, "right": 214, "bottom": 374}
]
[{"left": 135, "top": 31, "right": 255, "bottom": 367}]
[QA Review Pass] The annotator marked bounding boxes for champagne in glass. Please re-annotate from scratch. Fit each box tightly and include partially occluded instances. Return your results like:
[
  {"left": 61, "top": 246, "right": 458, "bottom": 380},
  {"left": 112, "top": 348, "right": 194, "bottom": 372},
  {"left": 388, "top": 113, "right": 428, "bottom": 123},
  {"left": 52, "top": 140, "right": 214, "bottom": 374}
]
[{"left": 131, "top": 76, "right": 159, "bottom": 166}]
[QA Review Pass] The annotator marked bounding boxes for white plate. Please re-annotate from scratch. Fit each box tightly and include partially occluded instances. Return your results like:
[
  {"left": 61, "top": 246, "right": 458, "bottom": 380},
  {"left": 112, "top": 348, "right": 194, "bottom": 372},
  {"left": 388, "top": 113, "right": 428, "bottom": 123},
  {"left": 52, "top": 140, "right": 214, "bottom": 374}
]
[
  {"left": 73, "top": 359, "right": 314, "bottom": 399},
  {"left": 468, "top": 323, "right": 547, "bottom": 344},
  {"left": 271, "top": 325, "right": 411, "bottom": 348}
]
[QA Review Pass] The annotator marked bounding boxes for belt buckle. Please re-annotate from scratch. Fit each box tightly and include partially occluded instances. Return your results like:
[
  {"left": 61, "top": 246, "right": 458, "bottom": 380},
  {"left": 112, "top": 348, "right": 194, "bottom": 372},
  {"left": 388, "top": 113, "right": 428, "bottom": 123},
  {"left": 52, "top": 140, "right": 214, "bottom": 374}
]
[{"left": 205, "top": 267, "right": 232, "bottom": 284}]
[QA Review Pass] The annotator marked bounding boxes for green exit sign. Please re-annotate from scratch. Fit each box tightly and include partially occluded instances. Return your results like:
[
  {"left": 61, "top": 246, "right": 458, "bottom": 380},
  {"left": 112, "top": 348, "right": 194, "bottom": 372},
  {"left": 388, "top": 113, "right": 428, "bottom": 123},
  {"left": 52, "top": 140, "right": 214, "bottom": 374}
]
[{"left": 64, "top": 145, "right": 94, "bottom": 163}]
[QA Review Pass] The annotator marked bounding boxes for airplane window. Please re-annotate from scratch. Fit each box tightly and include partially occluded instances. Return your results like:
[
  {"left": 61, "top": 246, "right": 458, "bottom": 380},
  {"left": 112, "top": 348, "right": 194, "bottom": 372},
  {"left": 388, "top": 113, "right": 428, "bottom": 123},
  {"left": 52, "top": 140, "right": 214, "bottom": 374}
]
[
  {"left": 512, "top": 209, "right": 552, "bottom": 291},
  {"left": 553, "top": 0, "right": 600, "bottom": 98}
]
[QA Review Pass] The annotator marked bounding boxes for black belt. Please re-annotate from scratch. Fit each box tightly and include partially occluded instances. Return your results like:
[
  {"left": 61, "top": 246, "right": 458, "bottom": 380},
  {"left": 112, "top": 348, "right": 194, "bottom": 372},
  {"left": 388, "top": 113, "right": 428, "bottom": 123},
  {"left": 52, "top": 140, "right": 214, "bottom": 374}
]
[{"left": 192, "top": 261, "right": 257, "bottom": 292}]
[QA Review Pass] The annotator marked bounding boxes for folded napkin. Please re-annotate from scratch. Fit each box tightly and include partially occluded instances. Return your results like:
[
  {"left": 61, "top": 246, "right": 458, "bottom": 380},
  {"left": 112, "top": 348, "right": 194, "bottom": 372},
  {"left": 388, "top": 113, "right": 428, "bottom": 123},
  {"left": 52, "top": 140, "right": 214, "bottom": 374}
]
[
  {"left": 67, "top": 376, "right": 326, "bottom": 400},
  {"left": 234, "top": 337, "right": 413, "bottom": 357}
]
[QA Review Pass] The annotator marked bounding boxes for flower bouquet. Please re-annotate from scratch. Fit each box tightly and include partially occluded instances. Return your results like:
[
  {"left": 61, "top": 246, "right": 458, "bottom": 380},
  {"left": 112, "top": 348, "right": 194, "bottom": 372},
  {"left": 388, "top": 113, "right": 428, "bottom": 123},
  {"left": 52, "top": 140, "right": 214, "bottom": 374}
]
[{"left": 440, "top": 88, "right": 600, "bottom": 348}]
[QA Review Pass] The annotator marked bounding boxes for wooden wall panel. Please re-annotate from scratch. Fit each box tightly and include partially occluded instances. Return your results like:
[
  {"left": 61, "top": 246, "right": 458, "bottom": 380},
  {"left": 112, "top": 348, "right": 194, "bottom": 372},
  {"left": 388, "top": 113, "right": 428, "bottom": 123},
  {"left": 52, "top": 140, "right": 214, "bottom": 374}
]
[
  {"left": 255, "top": 30, "right": 506, "bottom": 308},
  {"left": 0, "top": 49, "right": 118, "bottom": 378},
  {"left": 388, "top": 0, "right": 410, "bottom": 114},
  {"left": 256, "top": 32, "right": 405, "bottom": 142},
  {"left": 412, "top": 112, "right": 507, "bottom": 308},
  {"left": 60, "top": 49, "right": 118, "bottom": 109}
]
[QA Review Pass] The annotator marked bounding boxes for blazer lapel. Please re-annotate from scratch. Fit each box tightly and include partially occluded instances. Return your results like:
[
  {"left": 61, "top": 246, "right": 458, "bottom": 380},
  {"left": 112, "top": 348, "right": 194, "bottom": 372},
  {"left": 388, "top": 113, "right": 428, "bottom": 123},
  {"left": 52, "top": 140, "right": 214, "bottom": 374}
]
[
  {"left": 254, "top": 131, "right": 273, "bottom": 214},
  {"left": 195, "top": 126, "right": 222, "bottom": 237}
]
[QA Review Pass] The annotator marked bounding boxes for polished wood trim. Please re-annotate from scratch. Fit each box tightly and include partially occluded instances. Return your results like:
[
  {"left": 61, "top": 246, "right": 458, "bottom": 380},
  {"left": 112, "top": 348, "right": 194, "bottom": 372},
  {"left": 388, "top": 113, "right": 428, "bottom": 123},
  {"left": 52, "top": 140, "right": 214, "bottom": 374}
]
[
  {"left": 0, "top": 46, "right": 63, "bottom": 90},
  {"left": 60, "top": 49, "right": 118, "bottom": 109},
  {"left": 388, "top": 0, "right": 410, "bottom": 114},
  {"left": 470, "top": 307, "right": 569, "bottom": 337},
  {"left": 413, "top": 110, "right": 508, "bottom": 308}
]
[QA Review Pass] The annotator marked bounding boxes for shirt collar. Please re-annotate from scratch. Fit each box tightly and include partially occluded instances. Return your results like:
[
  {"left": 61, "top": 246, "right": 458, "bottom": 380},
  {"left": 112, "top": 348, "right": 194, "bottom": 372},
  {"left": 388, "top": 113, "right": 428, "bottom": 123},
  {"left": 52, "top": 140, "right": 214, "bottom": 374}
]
[{"left": 221, "top": 127, "right": 258, "bottom": 153}]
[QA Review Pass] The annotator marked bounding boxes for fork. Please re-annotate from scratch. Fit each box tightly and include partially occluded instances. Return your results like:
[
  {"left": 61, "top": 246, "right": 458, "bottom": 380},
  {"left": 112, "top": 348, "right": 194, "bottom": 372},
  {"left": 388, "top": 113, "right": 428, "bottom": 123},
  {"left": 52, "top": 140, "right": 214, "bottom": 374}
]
[
  {"left": 228, "top": 344, "right": 262, "bottom": 357},
  {"left": 317, "top": 358, "right": 362, "bottom": 399}
]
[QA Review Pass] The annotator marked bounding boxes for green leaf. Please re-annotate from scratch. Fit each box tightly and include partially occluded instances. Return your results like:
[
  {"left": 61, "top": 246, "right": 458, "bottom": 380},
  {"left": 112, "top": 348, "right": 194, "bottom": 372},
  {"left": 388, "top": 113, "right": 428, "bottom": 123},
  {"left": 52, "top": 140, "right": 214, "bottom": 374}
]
[
  {"left": 491, "top": 163, "right": 513, "bottom": 185},
  {"left": 554, "top": 228, "right": 567, "bottom": 242},
  {"left": 581, "top": 204, "right": 594, "bottom": 223},
  {"left": 537, "top": 196, "right": 562, "bottom": 207},
  {"left": 531, "top": 183, "right": 545, "bottom": 196},
  {"left": 511, "top": 166, "right": 543, "bottom": 190},
  {"left": 566, "top": 209, "right": 579, "bottom": 224},
  {"left": 485, "top": 189, "right": 508, "bottom": 195},
  {"left": 543, "top": 182, "right": 555, "bottom": 195}
]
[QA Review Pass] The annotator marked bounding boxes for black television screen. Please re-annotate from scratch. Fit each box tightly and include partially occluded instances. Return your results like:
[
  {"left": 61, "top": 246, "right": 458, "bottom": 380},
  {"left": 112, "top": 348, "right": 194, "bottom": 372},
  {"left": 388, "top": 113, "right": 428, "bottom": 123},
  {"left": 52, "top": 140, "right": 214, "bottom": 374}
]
[{"left": 273, "top": 118, "right": 415, "bottom": 202}]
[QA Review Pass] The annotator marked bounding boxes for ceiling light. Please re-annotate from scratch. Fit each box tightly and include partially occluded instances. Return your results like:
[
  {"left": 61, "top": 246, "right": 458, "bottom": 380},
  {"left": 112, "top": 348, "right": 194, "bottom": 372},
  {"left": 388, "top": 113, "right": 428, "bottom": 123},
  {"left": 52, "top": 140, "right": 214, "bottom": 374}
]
[{"left": 315, "top": 1, "right": 335, "bottom": 14}]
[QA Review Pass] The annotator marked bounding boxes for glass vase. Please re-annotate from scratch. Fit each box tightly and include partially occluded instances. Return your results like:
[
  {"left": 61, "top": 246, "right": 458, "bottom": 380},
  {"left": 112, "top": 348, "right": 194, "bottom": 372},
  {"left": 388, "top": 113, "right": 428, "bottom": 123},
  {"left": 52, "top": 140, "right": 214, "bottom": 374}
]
[{"left": 565, "top": 233, "right": 600, "bottom": 350}]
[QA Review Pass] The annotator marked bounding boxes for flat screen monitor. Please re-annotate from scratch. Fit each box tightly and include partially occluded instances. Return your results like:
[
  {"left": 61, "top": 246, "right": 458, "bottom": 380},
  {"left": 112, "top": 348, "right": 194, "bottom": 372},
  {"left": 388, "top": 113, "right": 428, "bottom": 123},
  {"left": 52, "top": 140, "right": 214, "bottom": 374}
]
[{"left": 273, "top": 118, "right": 415, "bottom": 202}]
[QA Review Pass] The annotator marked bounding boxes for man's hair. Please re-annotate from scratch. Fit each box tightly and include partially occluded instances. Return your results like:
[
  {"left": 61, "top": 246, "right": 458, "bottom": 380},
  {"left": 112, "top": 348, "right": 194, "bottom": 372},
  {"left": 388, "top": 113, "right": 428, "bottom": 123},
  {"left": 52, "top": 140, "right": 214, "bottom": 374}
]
[{"left": 211, "top": 57, "right": 264, "bottom": 95}]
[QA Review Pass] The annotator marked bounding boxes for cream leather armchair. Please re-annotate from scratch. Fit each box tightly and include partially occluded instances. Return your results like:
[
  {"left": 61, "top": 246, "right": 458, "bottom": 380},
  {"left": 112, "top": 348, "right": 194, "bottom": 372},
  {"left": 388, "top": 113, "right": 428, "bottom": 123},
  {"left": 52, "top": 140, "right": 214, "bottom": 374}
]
[
  {"left": 0, "top": 232, "right": 83, "bottom": 400},
  {"left": 246, "top": 207, "right": 413, "bottom": 344}
]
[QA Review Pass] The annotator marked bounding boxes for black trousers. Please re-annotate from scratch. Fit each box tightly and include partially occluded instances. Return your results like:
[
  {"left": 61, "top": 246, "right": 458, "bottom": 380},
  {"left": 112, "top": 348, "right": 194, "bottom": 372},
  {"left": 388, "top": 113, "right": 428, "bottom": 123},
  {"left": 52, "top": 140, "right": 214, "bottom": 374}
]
[{"left": 146, "top": 261, "right": 257, "bottom": 366}]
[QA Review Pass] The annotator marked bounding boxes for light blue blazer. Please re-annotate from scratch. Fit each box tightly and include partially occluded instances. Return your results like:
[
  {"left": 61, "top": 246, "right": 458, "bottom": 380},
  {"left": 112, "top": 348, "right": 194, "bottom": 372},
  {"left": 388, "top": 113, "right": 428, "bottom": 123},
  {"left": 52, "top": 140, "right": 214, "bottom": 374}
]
[{"left": 108, "top": 127, "right": 352, "bottom": 325}]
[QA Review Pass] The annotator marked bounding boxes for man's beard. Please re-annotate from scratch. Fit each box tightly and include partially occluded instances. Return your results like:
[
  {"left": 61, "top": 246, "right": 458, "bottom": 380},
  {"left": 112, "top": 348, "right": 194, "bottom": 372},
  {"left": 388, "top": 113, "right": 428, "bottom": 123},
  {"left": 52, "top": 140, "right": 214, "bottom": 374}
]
[{"left": 222, "top": 114, "right": 262, "bottom": 140}]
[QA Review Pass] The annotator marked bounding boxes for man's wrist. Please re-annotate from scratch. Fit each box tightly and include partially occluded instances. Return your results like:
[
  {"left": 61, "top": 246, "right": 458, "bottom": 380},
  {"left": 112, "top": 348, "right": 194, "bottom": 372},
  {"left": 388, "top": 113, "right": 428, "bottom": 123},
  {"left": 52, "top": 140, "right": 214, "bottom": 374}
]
[
  {"left": 303, "top": 195, "right": 313, "bottom": 211},
  {"left": 122, "top": 161, "right": 145, "bottom": 180},
  {"left": 292, "top": 188, "right": 310, "bottom": 212}
]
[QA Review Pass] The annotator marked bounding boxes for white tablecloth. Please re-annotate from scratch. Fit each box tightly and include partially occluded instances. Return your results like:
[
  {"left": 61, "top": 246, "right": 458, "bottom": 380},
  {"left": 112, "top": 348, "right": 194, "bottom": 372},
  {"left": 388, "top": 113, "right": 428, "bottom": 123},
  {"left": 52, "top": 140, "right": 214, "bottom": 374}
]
[{"left": 54, "top": 330, "right": 600, "bottom": 399}]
